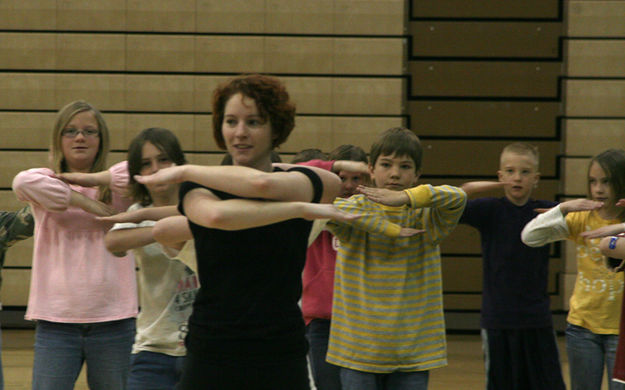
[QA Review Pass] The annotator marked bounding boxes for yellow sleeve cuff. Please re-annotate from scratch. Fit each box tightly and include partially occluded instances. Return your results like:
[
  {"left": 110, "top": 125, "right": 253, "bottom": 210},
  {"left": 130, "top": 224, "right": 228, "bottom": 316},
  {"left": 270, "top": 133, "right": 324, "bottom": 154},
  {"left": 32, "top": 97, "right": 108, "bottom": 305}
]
[
  {"left": 383, "top": 222, "right": 402, "bottom": 237},
  {"left": 403, "top": 185, "right": 432, "bottom": 208}
]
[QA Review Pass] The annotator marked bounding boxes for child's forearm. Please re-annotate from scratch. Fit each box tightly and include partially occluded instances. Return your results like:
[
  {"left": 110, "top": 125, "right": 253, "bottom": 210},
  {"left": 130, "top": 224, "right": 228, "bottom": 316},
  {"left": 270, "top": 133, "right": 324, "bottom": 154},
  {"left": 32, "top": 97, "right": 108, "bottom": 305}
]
[
  {"left": 460, "top": 181, "right": 506, "bottom": 197},
  {"left": 521, "top": 205, "right": 568, "bottom": 247},
  {"left": 105, "top": 226, "right": 154, "bottom": 256}
]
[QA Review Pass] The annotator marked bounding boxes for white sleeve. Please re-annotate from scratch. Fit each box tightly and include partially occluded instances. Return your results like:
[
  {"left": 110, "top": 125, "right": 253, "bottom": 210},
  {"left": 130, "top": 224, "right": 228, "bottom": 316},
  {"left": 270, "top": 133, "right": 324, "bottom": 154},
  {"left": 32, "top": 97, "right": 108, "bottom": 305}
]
[{"left": 521, "top": 205, "right": 569, "bottom": 247}]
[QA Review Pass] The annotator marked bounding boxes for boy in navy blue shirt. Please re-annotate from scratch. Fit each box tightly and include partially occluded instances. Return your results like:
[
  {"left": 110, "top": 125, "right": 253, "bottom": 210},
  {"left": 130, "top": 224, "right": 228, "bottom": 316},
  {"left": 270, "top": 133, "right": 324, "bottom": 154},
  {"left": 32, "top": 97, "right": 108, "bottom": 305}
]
[{"left": 460, "top": 143, "right": 565, "bottom": 390}]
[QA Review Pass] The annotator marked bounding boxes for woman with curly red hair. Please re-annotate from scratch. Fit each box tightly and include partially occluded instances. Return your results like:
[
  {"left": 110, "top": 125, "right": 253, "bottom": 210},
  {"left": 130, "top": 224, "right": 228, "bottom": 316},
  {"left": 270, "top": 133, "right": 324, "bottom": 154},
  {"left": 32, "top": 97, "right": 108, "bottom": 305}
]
[{"left": 136, "top": 74, "right": 352, "bottom": 389}]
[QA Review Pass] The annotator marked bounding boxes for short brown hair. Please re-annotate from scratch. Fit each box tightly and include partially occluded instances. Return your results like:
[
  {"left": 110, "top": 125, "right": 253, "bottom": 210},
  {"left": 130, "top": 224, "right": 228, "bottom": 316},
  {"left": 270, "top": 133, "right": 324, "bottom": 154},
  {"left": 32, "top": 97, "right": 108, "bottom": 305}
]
[
  {"left": 369, "top": 127, "right": 422, "bottom": 172},
  {"left": 212, "top": 74, "right": 296, "bottom": 150}
]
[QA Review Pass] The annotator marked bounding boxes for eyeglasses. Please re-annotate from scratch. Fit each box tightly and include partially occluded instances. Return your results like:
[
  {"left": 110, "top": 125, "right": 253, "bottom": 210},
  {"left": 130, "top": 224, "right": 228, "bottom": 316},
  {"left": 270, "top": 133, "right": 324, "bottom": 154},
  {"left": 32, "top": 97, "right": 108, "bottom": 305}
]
[{"left": 62, "top": 128, "right": 100, "bottom": 138}]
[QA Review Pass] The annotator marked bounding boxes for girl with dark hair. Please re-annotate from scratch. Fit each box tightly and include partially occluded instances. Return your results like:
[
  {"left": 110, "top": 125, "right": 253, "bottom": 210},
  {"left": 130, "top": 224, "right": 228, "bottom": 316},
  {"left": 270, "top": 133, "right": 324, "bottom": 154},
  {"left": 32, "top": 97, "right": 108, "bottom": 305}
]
[{"left": 103, "top": 127, "right": 197, "bottom": 390}]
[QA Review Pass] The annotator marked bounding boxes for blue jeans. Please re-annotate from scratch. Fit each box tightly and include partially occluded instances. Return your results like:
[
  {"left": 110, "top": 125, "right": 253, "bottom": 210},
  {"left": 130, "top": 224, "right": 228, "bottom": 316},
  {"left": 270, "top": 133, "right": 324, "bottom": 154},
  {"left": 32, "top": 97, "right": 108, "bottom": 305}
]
[
  {"left": 127, "top": 351, "right": 185, "bottom": 390},
  {"left": 340, "top": 367, "right": 429, "bottom": 390},
  {"left": 566, "top": 323, "right": 625, "bottom": 390},
  {"left": 305, "top": 319, "right": 341, "bottom": 390},
  {"left": 32, "top": 318, "right": 135, "bottom": 390}
]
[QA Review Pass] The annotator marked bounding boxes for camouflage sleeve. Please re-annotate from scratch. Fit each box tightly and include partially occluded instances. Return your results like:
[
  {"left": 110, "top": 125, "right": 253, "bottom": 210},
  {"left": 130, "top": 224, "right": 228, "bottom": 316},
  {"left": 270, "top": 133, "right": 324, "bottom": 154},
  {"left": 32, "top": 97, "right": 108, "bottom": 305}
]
[{"left": 0, "top": 205, "right": 35, "bottom": 250}]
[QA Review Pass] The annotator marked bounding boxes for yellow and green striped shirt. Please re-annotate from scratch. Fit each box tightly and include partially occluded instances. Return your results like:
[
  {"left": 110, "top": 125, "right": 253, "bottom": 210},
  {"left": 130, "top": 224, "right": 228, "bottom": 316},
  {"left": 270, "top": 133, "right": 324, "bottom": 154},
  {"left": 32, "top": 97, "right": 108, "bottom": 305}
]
[{"left": 327, "top": 184, "right": 466, "bottom": 373}]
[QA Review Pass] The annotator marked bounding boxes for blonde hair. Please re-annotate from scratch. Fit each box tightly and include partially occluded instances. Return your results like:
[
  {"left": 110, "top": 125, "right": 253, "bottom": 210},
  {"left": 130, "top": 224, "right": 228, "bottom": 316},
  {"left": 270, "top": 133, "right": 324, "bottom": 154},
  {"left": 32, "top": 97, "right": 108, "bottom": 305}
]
[
  {"left": 500, "top": 142, "right": 539, "bottom": 169},
  {"left": 50, "top": 100, "right": 112, "bottom": 203}
]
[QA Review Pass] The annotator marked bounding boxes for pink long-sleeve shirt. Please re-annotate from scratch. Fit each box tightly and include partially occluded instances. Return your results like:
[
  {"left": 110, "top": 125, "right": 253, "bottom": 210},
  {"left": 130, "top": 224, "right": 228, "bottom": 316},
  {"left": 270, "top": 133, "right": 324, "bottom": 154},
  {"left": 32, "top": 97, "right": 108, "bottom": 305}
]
[{"left": 12, "top": 162, "right": 138, "bottom": 323}]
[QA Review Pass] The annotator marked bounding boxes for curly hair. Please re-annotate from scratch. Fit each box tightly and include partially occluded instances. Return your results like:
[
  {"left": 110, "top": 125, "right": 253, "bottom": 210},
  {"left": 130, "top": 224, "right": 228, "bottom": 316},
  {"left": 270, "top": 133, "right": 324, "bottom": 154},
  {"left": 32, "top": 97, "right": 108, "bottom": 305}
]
[{"left": 212, "top": 74, "right": 296, "bottom": 150}]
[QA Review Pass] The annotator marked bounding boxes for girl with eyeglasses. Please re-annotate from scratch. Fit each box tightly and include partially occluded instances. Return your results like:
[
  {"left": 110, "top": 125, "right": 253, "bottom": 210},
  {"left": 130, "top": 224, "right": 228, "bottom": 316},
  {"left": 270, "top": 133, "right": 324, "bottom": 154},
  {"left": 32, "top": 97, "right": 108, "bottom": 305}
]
[{"left": 12, "top": 100, "right": 137, "bottom": 390}]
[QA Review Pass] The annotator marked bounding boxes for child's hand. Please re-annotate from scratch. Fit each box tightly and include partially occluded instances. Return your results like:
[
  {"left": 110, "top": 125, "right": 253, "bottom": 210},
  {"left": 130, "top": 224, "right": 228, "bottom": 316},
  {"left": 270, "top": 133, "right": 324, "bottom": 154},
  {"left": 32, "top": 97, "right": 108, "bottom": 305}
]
[
  {"left": 97, "top": 209, "right": 147, "bottom": 224},
  {"left": 356, "top": 185, "right": 409, "bottom": 206},
  {"left": 135, "top": 166, "right": 184, "bottom": 185},
  {"left": 617, "top": 199, "right": 625, "bottom": 207},
  {"left": 70, "top": 190, "right": 116, "bottom": 217},
  {"left": 581, "top": 223, "right": 625, "bottom": 239},
  {"left": 559, "top": 199, "right": 603, "bottom": 215},
  {"left": 399, "top": 227, "right": 425, "bottom": 237}
]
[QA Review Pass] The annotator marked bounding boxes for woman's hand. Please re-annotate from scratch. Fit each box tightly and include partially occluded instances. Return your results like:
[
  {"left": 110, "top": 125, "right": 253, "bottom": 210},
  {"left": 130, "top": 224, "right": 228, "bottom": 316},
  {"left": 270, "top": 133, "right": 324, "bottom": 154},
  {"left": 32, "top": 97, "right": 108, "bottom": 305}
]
[
  {"left": 301, "top": 203, "right": 361, "bottom": 223},
  {"left": 356, "top": 185, "right": 409, "bottom": 206},
  {"left": 134, "top": 166, "right": 185, "bottom": 186},
  {"left": 57, "top": 171, "right": 110, "bottom": 187}
]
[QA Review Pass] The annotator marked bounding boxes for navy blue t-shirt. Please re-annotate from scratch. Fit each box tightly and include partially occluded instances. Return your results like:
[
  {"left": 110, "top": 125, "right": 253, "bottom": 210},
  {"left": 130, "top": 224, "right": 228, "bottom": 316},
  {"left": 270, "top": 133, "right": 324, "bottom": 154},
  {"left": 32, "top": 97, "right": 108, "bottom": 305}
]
[
  {"left": 460, "top": 197, "right": 558, "bottom": 329},
  {"left": 177, "top": 166, "right": 323, "bottom": 363}
]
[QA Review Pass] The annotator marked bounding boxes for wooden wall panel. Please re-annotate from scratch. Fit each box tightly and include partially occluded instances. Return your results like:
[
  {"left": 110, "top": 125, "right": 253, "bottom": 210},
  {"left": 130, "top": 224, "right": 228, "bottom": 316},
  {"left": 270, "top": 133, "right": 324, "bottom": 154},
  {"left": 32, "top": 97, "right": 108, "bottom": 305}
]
[
  {"left": 1, "top": 269, "right": 31, "bottom": 306},
  {"left": 0, "top": 113, "right": 55, "bottom": 149},
  {"left": 126, "top": 35, "right": 195, "bottom": 72},
  {"left": 567, "top": 40, "right": 625, "bottom": 77},
  {"left": 126, "top": 0, "right": 196, "bottom": 32},
  {"left": 0, "top": 74, "right": 56, "bottom": 110},
  {"left": 562, "top": 157, "right": 590, "bottom": 195},
  {"left": 0, "top": 153, "right": 48, "bottom": 188},
  {"left": 411, "top": 0, "right": 559, "bottom": 19},
  {"left": 334, "top": 38, "right": 404, "bottom": 75},
  {"left": 408, "top": 101, "right": 560, "bottom": 137},
  {"left": 0, "top": 0, "right": 56, "bottom": 30},
  {"left": 0, "top": 192, "right": 24, "bottom": 211},
  {"left": 57, "top": 34, "right": 126, "bottom": 71},
  {"left": 564, "top": 119, "right": 625, "bottom": 156},
  {"left": 265, "top": 0, "right": 334, "bottom": 35},
  {"left": 195, "top": 36, "right": 265, "bottom": 73},
  {"left": 421, "top": 140, "right": 559, "bottom": 176},
  {"left": 126, "top": 75, "right": 195, "bottom": 112},
  {"left": 333, "top": 0, "right": 405, "bottom": 35},
  {"left": 5, "top": 240, "right": 33, "bottom": 268},
  {"left": 55, "top": 74, "right": 126, "bottom": 111},
  {"left": 567, "top": 1, "right": 625, "bottom": 37},
  {"left": 0, "top": 33, "right": 55, "bottom": 70},
  {"left": 282, "top": 116, "right": 405, "bottom": 154},
  {"left": 56, "top": 0, "right": 127, "bottom": 31},
  {"left": 410, "top": 22, "right": 560, "bottom": 58},
  {"left": 409, "top": 61, "right": 561, "bottom": 97},
  {"left": 196, "top": 0, "right": 265, "bottom": 33},
  {"left": 565, "top": 80, "right": 625, "bottom": 117}
]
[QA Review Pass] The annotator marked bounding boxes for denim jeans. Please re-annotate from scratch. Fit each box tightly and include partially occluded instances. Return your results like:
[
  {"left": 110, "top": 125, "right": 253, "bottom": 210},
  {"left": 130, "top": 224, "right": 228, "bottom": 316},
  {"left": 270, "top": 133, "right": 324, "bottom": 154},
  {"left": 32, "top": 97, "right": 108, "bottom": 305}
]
[
  {"left": 340, "top": 367, "right": 429, "bottom": 390},
  {"left": 127, "top": 351, "right": 185, "bottom": 390},
  {"left": 32, "top": 318, "right": 135, "bottom": 390},
  {"left": 305, "top": 319, "right": 341, "bottom": 390},
  {"left": 566, "top": 323, "right": 625, "bottom": 390}
]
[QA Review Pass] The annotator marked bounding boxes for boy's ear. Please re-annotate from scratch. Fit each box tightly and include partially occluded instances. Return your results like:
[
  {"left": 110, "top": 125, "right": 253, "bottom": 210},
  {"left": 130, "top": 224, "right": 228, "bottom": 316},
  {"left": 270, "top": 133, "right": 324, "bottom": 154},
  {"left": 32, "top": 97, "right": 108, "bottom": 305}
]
[{"left": 533, "top": 171, "right": 541, "bottom": 188}]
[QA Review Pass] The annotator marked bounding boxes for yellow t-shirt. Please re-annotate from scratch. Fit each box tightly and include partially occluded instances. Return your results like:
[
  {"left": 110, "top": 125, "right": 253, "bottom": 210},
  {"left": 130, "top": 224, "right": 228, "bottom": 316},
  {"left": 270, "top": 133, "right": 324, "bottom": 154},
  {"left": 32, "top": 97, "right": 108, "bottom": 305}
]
[{"left": 567, "top": 210, "right": 624, "bottom": 334}]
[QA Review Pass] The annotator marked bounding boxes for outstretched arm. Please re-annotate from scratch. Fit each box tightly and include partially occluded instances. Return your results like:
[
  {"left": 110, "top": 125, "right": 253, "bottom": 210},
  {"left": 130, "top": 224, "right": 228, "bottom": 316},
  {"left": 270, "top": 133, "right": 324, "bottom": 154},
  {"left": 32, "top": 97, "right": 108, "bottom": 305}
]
[
  {"left": 98, "top": 205, "right": 179, "bottom": 224},
  {"left": 521, "top": 199, "right": 603, "bottom": 247},
  {"left": 70, "top": 190, "right": 115, "bottom": 217},
  {"left": 136, "top": 164, "right": 341, "bottom": 204},
  {"left": 182, "top": 188, "right": 356, "bottom": 231},
  {"left": 581, "top": 223, "right": 625, "bottom": 239},
  {"left": 105, "top": 226, "right": 154, "bottom": 257},
  {"left": 599, "top": 235, "right": 625, "bottom": 272},
  {"left": 460, "top": 181, "right": 508, "bottom": 197},
  {"left": 0, "top": 206, "right": 34, "bottom": 248},
  {"left": 153, "top": 215, "right": 193, "bottom": 249}
]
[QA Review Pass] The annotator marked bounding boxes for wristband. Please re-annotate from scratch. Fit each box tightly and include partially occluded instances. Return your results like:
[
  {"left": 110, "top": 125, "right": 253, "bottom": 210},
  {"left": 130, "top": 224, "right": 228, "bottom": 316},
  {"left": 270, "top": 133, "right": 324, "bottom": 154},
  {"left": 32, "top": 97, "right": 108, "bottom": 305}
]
[{"left": 609, "top": 236, "right": 619, "bottom": 250}]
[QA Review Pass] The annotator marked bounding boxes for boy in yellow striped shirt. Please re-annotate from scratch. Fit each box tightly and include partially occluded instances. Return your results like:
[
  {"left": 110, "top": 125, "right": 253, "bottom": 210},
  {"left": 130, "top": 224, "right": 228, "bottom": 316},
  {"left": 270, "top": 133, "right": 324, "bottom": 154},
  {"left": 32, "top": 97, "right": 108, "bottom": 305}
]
[{"left": 327, "top": 127, "right": 466, "bottom": 390}]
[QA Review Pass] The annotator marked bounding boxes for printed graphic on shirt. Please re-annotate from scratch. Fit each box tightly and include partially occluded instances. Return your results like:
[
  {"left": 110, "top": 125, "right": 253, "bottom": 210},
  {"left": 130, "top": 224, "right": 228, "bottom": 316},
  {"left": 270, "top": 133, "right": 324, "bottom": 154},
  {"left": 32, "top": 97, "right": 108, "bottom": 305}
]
[
  {"left": 577, "top": 235, "right": 624, "bottom": 302},
  {"left": 174, "top": 270, "right": 199, "bottom": 345}
]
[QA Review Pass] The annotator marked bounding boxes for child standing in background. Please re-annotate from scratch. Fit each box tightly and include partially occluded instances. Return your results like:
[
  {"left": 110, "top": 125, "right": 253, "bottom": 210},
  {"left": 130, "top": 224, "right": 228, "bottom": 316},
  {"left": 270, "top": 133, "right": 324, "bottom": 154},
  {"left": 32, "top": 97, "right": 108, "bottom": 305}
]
[
  {"left": 326, "top": 127, "right": 467, "bottom": 390},
  {"left": 298, "top": 144, "right": 369, "bottom": 390},
  {"left": 0, "top": 206, "right": 34, "bottom": 390},
  {"left": 522, "top": 148, "right": 625, "bottom": 390},
  {"left": 102, "top": 128, "right": 198, "bottom": 390},
  {"left": 459, "top": 143, "right": 566, "bottom": 390}
]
